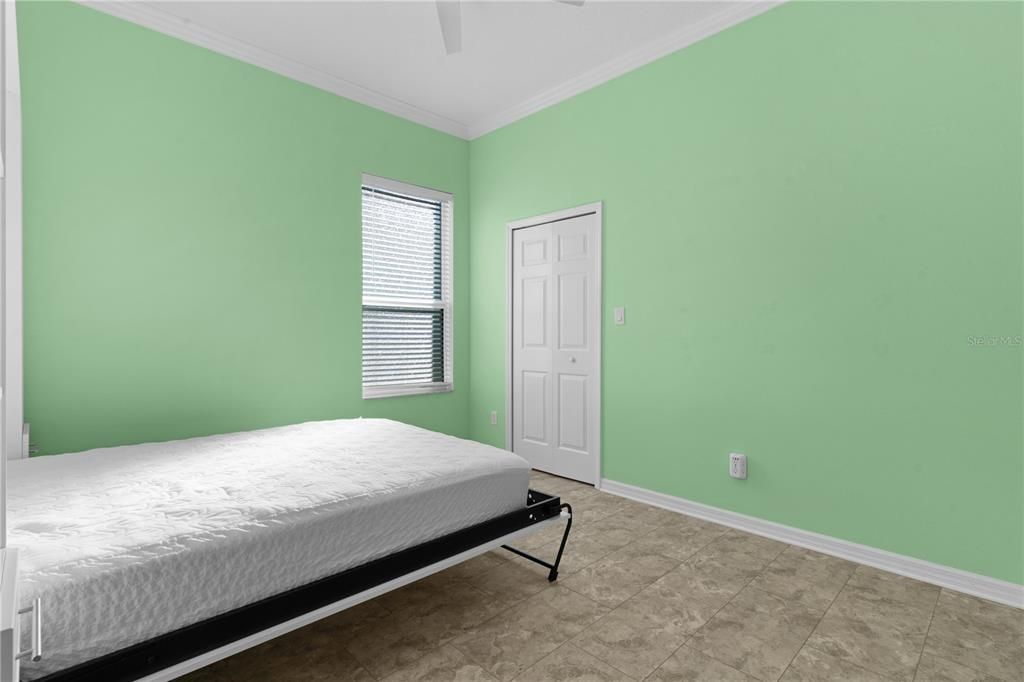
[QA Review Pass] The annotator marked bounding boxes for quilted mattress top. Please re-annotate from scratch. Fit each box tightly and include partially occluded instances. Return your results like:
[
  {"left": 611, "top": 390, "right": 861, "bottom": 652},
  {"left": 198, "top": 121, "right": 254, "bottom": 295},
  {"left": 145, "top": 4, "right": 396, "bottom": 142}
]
[{"left": 6, "top": 418, "right": 531, "bottom": 678}]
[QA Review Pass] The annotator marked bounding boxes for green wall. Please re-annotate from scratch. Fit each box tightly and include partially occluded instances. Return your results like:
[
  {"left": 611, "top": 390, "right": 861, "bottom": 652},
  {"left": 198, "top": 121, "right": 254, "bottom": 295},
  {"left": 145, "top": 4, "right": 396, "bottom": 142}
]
[
  {"left": 468, "top": 2, "right": 1024, "bottom": 584},
  {"left": 18, "top": 2, "right": 1024, "bottom": 584},
  {"left": 19, "top": 1, "right": 471, "bottom": 455}
]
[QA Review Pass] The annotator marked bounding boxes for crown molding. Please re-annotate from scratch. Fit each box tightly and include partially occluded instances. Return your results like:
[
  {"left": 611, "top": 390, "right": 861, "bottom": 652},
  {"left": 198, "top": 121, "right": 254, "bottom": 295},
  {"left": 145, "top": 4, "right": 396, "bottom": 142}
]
[
  {"left": 466, "top": 1, "right": 783, "bottom": 139},
  {"left": 76, "top": 1, "right": 782, "bottom": 142},
  {"left": 77, "top": 1, "right": 471, "bottom": 139}
]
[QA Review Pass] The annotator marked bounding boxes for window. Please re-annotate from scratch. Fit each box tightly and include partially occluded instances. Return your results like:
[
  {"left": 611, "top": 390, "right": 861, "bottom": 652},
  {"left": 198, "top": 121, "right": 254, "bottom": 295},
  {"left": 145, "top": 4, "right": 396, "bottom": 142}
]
[{"left": 361, "top": 175, "right": 453, "bottom": 398}]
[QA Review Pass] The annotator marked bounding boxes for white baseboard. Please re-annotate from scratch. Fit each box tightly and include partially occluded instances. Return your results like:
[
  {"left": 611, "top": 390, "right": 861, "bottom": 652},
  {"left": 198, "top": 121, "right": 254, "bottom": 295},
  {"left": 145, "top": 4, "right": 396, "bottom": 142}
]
[{"left": 600, "top": 478, "right": 1024, "bottom": 609}]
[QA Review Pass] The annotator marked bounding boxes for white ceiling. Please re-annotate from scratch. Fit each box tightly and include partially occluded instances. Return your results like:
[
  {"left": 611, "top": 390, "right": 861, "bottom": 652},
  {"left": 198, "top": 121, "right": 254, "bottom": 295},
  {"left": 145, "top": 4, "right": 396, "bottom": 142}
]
[{"left": 87, "top": 1, "right": 778, "bottom": 138}]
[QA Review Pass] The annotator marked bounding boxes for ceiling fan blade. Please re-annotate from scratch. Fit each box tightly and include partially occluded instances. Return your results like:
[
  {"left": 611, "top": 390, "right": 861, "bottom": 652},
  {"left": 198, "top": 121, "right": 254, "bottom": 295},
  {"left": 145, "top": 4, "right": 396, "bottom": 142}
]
[{"left": 435, "top": 1, "right": 462, "bottom": 55}]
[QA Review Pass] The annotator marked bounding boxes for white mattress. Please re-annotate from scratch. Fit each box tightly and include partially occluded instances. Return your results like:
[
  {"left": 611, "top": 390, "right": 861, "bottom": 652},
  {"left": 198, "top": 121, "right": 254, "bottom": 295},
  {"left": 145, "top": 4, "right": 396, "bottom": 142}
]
[{"left": 7, "top": 418, "right": 531, "bottom": 679}]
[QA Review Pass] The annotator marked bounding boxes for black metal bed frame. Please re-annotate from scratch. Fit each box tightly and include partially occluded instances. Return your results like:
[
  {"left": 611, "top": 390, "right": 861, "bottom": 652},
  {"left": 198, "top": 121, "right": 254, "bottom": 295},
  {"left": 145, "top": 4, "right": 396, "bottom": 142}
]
[{"left": 36, "top": 489, "right": 573, "bottom": 682}]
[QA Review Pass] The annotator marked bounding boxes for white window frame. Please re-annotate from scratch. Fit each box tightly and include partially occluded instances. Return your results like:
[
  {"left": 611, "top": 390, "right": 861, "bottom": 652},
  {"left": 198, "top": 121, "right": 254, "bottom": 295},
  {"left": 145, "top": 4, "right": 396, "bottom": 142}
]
[{"left": 361, "top": 174, "right": 453, "bottom": 400}]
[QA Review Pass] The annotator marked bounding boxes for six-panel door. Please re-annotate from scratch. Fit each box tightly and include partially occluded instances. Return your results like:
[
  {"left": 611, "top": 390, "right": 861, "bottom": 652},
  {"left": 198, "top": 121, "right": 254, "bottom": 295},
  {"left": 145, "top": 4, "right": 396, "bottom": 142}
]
[{"left": 511, "top": 212, "right": 599, "bottom": 483}]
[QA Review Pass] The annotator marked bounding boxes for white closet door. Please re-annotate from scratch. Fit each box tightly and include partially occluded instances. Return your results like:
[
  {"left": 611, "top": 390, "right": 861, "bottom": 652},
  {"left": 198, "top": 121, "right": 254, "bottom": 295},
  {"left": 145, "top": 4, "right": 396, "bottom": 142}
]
[{"left": 512, "top": 212, "right": 599, "bottom": 483}]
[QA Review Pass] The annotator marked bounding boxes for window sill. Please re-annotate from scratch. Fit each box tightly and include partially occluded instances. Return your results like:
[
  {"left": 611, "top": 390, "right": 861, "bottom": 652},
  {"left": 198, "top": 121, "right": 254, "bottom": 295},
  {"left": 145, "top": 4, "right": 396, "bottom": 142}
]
[{"left": 362, "top": 383, "right": 453, "bottom": 400}]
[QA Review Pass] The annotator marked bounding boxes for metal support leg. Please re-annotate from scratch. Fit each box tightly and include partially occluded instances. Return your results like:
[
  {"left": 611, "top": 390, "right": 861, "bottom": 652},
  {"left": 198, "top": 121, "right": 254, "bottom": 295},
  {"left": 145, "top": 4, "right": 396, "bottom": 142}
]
[{"left": 501, "top": 503, "right": 573, "bottom": 582}]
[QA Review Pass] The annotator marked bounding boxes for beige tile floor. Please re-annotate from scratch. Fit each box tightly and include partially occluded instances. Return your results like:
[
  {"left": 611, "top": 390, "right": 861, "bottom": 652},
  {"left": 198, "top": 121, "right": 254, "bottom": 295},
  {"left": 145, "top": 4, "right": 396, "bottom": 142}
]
[{"left": 185, "top": 471, "right": 1023, "bottom": 681}]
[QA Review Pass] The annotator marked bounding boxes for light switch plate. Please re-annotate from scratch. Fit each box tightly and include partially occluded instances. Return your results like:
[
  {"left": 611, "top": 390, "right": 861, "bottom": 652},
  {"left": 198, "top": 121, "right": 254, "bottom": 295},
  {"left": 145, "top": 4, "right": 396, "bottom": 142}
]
[{"left": 614, "top": 307, "right": 625, "bottom": 325}]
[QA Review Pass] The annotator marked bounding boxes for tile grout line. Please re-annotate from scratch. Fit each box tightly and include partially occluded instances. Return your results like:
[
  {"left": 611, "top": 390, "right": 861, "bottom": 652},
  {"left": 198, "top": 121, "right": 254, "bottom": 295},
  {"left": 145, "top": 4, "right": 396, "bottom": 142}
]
[
  {"left": 567, "top": 605, "right": 650, "bottom": 682},
  {"left": 910, "top": 588, "right": 942, "bottom": 681},
  {"left": 647, "top": 539, "right": 792, "bottom": 681},
  {"left": 506, "top": 497, "right": 677, "bottom": 581},
  {"left": 449, "top": 582, "right": 607, "bottom": 680},
  {"left": 210, "top": 481, "right": 1017, "bottom": 682},
  {"left": 775, "top": 561, "right": 858, "bottom": 681},
  {"left": 440, "top": 548, "right": 573, "bottom": 675},
  {"left": 555, "top": 547, "right": 681, "bottom": 610},
  {"left": 508, "top": 485, "right": 679, "bottom": 595},
  {"left": 465, "top": 642, "right": 503, "bottom": 682},
  {"left": 375, "top": 488, "right": 976, "bottom": 682},
  {"left": 379, "top": 496, "right": 790, "bottom": 681},
  {"left": 519, "top": 640, "right": 638, "bottom": 682},
  {"left": 548, "top": 504, "right": 733, "bottom": 677},
  {"left": 612, "top": 529, "right": 740, "bottom": 678},
  {"left": 551, "top": 493, "right": 708, "bottom": 606},
  {"left": 508, "top": 641, "right": 574, "bottom": 681},
  {"left": 557, "top": 528, "right": 700, "bottom": 602},
  {"left": 447, "top": 594, "right": 529, "bottom": 679}
]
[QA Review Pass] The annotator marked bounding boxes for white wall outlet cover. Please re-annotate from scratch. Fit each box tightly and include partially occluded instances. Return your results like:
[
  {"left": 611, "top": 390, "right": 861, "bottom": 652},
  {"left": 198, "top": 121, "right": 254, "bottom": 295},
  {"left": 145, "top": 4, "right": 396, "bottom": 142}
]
[
  {"left": 613, "top": 307, "right": 625, "bottom": 325},
  {"left": 489, "top": 410, "right": 498, "bottom": 426},
  {"left": 729, "top": 453, "right": 747, "bottom": 480}
]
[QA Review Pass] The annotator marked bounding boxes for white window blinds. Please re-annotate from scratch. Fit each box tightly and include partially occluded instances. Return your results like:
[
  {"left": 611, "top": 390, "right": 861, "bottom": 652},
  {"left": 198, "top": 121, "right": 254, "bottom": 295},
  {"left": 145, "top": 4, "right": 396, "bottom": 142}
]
[{"left": 361, "top": 176, "right": 452, "bottom": 398}]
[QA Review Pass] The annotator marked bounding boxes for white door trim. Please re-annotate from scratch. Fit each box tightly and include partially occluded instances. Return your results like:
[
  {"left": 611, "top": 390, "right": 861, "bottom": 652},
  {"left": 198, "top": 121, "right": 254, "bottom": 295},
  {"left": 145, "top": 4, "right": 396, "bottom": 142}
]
[
  {"left": 506, "top": 202, "right": 602, "bottom": 485},
  {"left": 1, "top": 0, "right": 23, "bottom": 468}
]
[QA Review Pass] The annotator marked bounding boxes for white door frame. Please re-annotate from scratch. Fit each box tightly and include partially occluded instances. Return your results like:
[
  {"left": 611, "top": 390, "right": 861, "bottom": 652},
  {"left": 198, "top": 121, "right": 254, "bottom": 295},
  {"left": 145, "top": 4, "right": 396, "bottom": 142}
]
[
  {"left": 505, "top": 202, "right": 602, "bottom": 485},
  {"left": 1, "top": 0, "right": 23, "bottom": 469}
]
